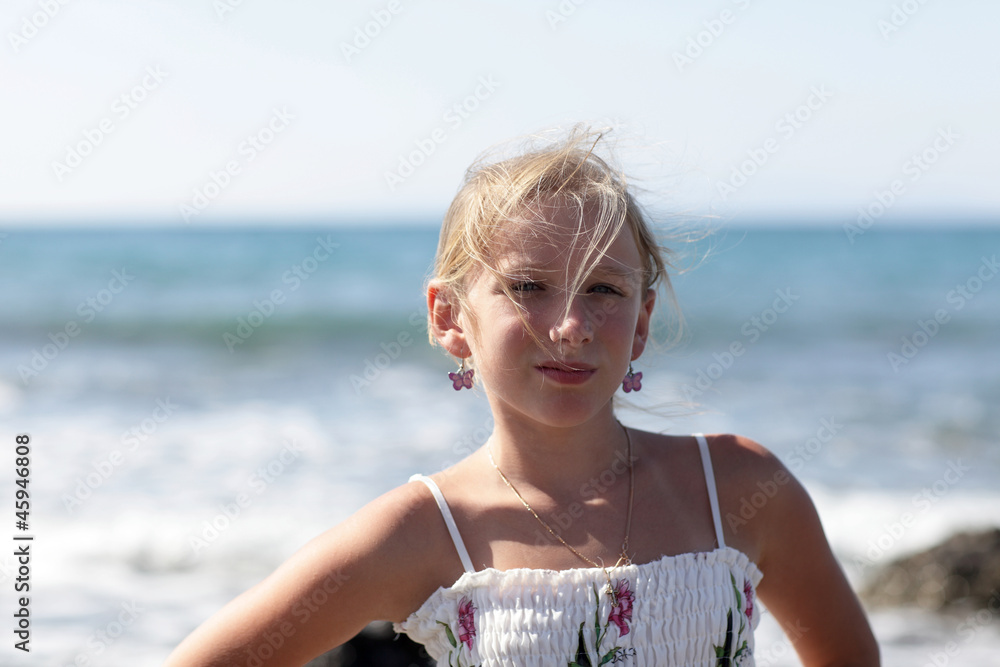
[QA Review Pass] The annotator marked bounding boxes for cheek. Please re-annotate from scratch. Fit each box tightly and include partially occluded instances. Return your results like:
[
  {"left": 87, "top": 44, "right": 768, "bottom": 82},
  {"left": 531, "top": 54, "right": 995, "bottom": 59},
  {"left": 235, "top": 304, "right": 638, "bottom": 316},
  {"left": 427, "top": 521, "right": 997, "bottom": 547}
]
[
  {"left": 467, "top": 306, "right": 532, "bottom": 359},
  {"left": 590, "top": 299, "right": 638, "bottom": 335},
  {"left": 491, "top": 296, "right": 557, "bottom": 339},
  {"left": 522, "top": 303, "right": 561, "bottom": 333}
]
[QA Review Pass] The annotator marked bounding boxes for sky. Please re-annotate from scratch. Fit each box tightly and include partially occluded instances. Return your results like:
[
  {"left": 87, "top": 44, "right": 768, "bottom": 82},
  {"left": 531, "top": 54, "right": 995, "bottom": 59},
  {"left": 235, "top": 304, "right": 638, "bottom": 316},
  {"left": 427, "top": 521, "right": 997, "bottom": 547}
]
[{"left": 1, "top": 0, "right": 998, "bottom": 226}]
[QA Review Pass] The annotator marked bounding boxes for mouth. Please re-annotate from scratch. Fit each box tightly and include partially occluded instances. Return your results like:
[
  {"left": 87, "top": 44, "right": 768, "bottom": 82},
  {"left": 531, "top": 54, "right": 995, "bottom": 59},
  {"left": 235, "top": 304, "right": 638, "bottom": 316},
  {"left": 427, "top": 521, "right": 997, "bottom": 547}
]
[{"left": 535, "top": 361, "right": 596, "bottom": 385}]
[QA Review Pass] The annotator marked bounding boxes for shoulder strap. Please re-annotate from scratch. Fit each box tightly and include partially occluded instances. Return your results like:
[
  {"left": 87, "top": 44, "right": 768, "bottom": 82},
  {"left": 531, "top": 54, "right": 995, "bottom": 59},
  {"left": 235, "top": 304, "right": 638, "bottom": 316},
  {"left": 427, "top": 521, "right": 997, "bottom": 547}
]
[
  {"left": 695, "top": 434, "right": 727, "bottom": 549},
  {"left": 409, "top": 474, "right": 476, "bottom": 573}
]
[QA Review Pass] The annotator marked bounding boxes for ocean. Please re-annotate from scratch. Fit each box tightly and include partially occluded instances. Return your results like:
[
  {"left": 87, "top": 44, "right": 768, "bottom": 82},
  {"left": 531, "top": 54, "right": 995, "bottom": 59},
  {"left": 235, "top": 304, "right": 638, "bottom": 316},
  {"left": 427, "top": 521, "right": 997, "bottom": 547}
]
[{"left": 0, "top": 224, "right": 998, "bottom": 665}]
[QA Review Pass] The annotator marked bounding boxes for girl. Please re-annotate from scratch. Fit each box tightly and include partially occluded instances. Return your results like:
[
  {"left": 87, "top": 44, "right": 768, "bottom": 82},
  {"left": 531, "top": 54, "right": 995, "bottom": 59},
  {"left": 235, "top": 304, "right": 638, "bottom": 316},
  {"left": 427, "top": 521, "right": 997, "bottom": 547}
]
[{"left": 166, "top": 129, "right": 879, "bottom": 666}]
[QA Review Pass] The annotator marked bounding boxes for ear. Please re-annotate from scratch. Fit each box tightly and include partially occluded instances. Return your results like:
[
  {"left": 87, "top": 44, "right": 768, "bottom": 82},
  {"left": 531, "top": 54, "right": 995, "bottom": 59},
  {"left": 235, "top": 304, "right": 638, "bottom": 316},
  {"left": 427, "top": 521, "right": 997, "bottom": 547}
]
[
  {"left": 631, "top": 288, "right": 656, "bottom": 361},
  {"left": 427, "top": 280, "right": 472, "bottom": 359}
]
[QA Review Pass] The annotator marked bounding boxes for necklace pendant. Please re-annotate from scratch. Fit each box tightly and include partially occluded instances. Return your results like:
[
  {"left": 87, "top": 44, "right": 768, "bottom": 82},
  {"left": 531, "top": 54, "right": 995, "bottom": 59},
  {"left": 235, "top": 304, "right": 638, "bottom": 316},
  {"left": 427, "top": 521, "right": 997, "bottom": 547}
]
[{"left": 604, "top": 578, "right": 618, "bottom": 605}]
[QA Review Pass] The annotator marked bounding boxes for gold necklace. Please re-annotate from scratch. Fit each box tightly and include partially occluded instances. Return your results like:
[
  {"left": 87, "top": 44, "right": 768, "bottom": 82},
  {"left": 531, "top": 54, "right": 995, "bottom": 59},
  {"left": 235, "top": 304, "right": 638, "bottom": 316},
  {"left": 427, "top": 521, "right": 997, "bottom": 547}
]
[{"left": 487, "top": 422, "right": 635, "bottom": 601}]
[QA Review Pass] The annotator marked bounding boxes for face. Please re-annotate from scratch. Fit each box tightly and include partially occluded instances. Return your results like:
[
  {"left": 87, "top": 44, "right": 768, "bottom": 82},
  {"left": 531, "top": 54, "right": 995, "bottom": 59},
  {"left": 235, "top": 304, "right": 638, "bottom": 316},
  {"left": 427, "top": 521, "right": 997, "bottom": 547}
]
[{"left": 452, "top": 199, "right": 655, "bottom": 429}]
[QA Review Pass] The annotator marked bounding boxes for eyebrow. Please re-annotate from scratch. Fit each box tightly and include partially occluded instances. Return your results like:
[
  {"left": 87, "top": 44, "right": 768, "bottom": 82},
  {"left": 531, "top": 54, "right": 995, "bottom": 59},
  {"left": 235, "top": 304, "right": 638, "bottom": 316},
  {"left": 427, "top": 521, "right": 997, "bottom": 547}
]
[
  {"left": 591, "top": 264, "right": 638, "bottom": 277},
  {"left": 497, "top": 262, "right": 640, "bottom": 280}
]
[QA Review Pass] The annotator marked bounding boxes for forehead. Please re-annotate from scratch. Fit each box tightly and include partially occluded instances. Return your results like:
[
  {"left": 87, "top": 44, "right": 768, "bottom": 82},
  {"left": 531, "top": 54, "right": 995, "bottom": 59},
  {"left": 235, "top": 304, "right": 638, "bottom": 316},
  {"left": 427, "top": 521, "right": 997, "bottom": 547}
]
[{"left": 490, "top": 198, "right": 642, "bottom": 275}]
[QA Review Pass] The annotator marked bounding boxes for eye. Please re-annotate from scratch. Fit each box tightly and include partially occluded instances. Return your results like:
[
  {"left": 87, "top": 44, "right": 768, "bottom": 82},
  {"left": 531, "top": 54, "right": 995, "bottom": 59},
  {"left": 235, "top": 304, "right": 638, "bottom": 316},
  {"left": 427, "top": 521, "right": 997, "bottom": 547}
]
[
  {"left": 511, "top": 281, "right": 541, "bottom": 293},
  {"left": 589, "top": 283, "right": 622, "bottom": 296}
]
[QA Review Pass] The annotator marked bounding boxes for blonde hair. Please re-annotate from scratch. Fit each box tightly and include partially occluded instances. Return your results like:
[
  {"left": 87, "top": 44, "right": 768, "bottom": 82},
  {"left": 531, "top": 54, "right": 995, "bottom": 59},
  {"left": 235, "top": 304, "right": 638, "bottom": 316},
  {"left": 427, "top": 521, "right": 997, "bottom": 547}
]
[{"left": 429, "top": 126, "right": 679, "bottom": 355}]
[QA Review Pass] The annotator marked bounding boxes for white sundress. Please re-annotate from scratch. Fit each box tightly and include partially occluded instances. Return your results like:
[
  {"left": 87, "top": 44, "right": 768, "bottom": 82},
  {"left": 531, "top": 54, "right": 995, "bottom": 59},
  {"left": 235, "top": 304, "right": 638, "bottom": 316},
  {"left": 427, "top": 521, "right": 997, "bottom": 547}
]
[{"left": 393, "top": 434, "right": 764, "bottom": 666}]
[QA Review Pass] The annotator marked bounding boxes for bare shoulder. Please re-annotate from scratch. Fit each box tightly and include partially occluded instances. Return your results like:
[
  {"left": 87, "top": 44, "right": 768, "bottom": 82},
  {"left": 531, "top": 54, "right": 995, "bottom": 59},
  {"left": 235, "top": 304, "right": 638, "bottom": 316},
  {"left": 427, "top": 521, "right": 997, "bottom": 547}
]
[
  {"left": 635, "top": 430, "right": 778, "bottom": 473},
  {"left": 254, "top": 480, "right": 453, "bottom": 622},
  {"left": 702, "top": 433, "right": 880, "bottom": 665},
  {"left": 164, "top": 480, "right": 461, "bottom": 666},
  {"left": 634, "top": 431, "right": 791, "bottom": 562},
  {"left": 319, "top": 478, "right": 465, "bottom": 617},
  {"left": 702, "top": 432, "right": 795, "bottom": 501},
  {"left": 704, "top": 432, "right": 783, "bottom": 475},
  {"left": 701, "top": 433, "right": 803, "bottom": 560}
]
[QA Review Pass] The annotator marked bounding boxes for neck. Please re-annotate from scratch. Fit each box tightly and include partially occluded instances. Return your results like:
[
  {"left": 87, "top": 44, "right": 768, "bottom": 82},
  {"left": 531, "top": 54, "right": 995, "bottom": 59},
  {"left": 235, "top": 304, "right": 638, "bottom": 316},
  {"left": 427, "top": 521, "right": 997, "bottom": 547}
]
[{"left": 483, "top": 405, "right": 632, "bottom": 499}]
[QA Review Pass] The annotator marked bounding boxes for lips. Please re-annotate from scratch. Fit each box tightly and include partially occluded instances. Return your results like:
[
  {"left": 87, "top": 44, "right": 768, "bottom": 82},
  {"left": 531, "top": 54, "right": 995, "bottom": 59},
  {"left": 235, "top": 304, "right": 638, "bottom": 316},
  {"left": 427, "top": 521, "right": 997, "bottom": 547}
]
[{"left": 535, "top": 361, "right": 596, "bottom": 385}]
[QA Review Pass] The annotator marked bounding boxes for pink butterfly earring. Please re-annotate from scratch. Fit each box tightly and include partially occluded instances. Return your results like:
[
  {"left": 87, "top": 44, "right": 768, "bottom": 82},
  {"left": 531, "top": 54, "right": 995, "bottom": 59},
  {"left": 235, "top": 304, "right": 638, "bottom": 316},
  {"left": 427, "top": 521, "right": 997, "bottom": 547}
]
[
  {"left": 449, "top": 358, "right": 474, "bottom": 391},
  {"left": 622, "top": 363, "right": 642, "bottom": 393}
]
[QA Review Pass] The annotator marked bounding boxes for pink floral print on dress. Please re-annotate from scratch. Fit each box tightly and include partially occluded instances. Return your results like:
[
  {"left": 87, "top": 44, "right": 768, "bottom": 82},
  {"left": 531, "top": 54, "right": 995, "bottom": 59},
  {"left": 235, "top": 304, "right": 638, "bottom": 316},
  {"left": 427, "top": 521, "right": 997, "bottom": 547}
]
[
  {"left": 457, "top": 596, "right": 477, "bottom": 650},
  {"left": 435, "top": 596, "right": 480, "bottom": 667},
  {"left": 743, "top": 579, "right": 754, "bottom": 622},
  {"left": 607, "top": 579, "right": 635, "bottom": 637}
]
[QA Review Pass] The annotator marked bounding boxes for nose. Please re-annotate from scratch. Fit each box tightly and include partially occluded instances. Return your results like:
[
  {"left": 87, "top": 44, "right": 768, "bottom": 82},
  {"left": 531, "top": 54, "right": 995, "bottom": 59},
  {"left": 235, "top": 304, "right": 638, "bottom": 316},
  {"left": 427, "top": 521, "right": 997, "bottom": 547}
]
[{"left": 549, "top": 298, "right": 593, "bottom": 347}]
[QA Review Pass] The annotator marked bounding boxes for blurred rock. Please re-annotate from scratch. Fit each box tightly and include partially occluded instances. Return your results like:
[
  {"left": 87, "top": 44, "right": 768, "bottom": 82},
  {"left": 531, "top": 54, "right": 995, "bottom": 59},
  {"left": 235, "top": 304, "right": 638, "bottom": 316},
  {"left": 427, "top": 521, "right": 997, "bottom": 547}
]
[
  {"left": 305, "top": 622, "right": 434, "bottom": 667},
  {"left": 861, "top": 528, "right": 1000, "bottom": 611}
]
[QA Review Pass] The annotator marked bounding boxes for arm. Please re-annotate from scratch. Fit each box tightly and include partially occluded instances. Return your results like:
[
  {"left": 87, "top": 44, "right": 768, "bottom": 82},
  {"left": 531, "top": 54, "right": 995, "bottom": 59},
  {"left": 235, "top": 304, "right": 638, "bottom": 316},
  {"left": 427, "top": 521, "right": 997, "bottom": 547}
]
[
  {"left": 164, "top": 481, "right": 449, "bottom": 667},
  {"left": 716, "top": 435, "right": 880, "bottom": 666}
]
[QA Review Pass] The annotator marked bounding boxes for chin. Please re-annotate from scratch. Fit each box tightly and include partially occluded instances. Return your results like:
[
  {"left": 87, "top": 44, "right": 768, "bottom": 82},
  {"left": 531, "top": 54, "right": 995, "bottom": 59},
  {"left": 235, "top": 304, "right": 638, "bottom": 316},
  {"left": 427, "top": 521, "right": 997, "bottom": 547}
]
[
  {"left": 485, "top": 379, "right": 618, "bottom": 429},
  {"left": 524, "top": 397, "right": 614, "bottom": 430}
]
